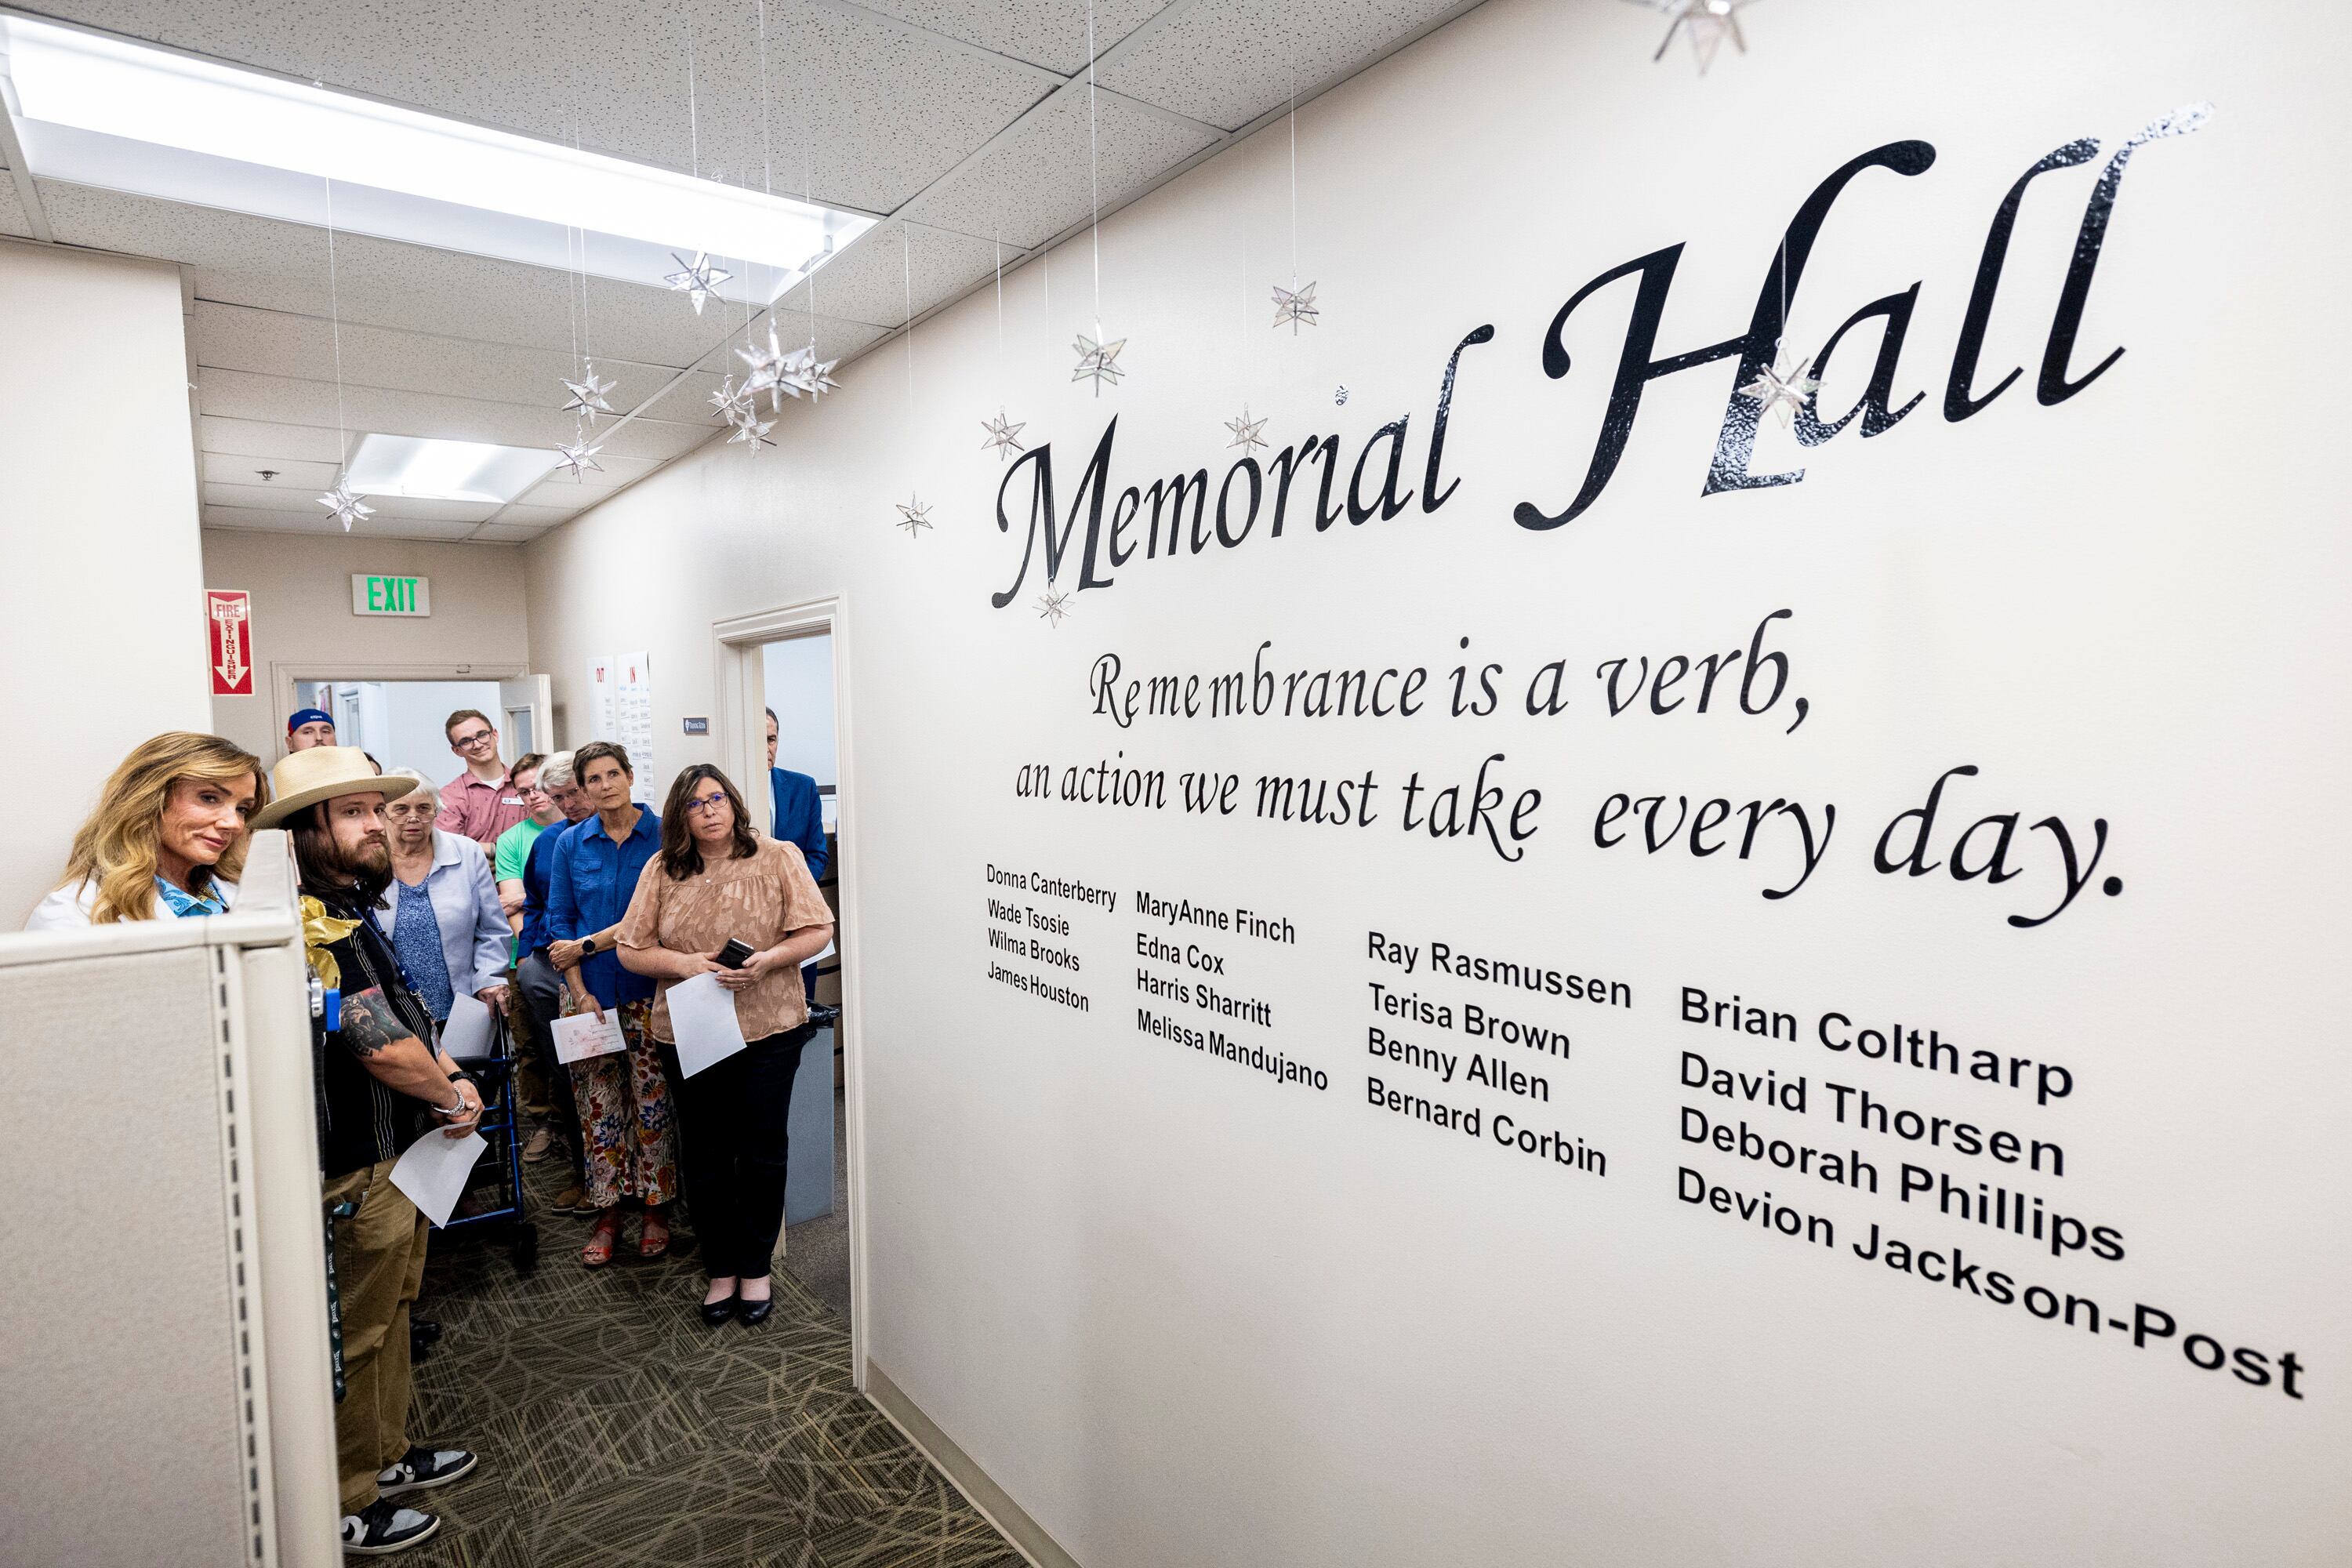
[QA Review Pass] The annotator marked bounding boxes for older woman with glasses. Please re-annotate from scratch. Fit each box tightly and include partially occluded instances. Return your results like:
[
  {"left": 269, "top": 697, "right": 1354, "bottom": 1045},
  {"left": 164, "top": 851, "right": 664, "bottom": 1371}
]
[
  {"left": 29, "top": 731, "right": 265, "bottom": 927},
  {"left": 617, "top": 764, "right": 833, "bottom": 1325},
  {"left": 380, "top": 771, "right": 512, "bottom": 1030}
]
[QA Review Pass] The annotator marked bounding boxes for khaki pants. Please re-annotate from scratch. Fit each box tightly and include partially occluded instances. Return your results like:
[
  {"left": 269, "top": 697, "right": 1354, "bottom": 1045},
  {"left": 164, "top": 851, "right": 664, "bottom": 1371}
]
[{"left": 325, "top": 1159, "right": 430, "bottom": 1513}]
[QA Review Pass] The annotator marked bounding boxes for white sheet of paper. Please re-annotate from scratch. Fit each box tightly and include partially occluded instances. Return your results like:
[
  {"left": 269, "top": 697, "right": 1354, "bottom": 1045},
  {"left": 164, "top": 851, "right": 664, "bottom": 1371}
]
[
  {"left": 437, "top": 991, "right": 493, "bottom": 1058},
  {"left": 550, "top": 1009, "right": 626, "bottom": 1064},
  {"left": 390, "top": 1129, "right": 487, "bottom": 1228},
  {"left": 668, "top": 971, "right": 748, "bottom": 1077}
]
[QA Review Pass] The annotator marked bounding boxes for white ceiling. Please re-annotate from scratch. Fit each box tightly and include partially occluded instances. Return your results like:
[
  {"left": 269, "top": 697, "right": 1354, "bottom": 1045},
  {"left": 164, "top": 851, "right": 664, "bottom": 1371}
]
[{"left": 1, "top": 0, "right": 1484, "bottom": 543}]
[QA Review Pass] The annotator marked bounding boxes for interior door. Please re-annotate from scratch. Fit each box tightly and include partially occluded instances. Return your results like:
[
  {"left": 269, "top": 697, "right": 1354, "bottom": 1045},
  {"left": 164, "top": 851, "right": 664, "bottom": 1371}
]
[{"left": 498, "top": 673, "right": 552, "bottom": 759}]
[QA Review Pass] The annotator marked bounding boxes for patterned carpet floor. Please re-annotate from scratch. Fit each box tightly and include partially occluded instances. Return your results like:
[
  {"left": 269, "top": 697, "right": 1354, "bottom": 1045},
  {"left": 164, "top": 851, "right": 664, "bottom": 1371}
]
[{"left": 394, "top": 1146, "right": 1023, "bottom": 1567}]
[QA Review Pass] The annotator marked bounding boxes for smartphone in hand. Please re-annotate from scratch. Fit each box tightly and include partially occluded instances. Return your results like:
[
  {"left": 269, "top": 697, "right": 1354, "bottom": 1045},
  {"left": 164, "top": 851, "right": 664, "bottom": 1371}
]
[{"left": 716, "top": 938, "right": 756, "bottom": 969}]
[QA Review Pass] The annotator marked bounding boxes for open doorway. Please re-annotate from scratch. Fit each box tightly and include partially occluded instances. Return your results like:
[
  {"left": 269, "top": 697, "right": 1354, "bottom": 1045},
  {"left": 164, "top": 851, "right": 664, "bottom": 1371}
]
[
  {"left": 713, "top": 598, "right": 866, "bottom": 1366},
  {"left": 281, "top": 668, "right": 552, "bottom": 776},
  {"left": 760, "top": 630, "right": 850, "bottom": 1324}
]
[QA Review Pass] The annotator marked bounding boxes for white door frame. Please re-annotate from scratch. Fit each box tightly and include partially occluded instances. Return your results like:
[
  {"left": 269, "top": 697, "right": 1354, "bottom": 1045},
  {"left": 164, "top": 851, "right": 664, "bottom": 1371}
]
[
  {"left": 269, "top": 660, "right": 529, "bottom": 746},
  {"left": 710, "top": 595, "right": 872, "bottom": 1382}
]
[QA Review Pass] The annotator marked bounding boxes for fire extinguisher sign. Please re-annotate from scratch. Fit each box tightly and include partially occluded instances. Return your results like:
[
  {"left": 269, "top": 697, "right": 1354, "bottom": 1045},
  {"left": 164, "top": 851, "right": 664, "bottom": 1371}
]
[{"left": 207, "top": 590, "right": 253, "bottom": 696}]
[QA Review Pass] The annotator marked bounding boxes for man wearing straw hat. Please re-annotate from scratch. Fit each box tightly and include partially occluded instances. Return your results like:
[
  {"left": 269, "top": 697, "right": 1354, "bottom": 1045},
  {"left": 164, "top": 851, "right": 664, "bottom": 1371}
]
[{"left": 255, "top": 746, "right": 487, "bottom": 1556}]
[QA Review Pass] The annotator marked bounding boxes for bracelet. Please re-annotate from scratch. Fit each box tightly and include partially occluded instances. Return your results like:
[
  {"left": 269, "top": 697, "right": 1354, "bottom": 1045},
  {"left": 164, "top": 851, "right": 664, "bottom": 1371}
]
[{"left": 435, "top": 1091, "right": 466, "bottom": 1116}]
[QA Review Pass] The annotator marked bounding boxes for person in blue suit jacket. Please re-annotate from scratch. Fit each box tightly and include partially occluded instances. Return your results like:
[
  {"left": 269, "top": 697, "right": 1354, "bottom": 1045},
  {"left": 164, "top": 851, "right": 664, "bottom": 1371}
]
[{"left": 766, "top": 708, "right": 830, "bottom": 1004}]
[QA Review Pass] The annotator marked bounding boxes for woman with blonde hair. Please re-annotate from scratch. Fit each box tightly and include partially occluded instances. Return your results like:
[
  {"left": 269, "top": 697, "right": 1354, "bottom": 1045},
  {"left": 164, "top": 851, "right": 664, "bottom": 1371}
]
[{"left": 28, "top": 731, "right": 267, "bottom": 928}]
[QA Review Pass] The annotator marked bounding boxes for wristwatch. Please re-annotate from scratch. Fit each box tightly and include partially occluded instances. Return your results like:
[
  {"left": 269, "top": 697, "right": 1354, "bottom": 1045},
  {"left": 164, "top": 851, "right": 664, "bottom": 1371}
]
[{"left": 579, "top": 935, "right": 599, "bottom": 955}]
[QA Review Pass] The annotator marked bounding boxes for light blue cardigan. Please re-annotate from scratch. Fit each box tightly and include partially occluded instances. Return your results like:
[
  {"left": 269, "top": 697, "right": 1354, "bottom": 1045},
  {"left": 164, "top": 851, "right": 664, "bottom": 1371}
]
[{"left": 386, "top": 829, "right": 511, "bottom": 1000}]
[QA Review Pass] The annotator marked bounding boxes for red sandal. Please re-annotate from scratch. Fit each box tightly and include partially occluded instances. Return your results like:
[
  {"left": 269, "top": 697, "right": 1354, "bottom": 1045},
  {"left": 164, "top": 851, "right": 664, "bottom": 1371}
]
[
  {"left": 581, "top": 1210, "right": 619, "bottom": 1268},
  {"left": 639, "top": 1207, "right": 670, "bottom": 1260}
]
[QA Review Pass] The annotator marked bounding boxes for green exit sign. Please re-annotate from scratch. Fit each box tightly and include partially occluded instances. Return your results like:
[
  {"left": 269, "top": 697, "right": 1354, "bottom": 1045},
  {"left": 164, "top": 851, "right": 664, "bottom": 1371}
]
[{"left": 351, "top": 574, "right": 431, "bottom": 616}]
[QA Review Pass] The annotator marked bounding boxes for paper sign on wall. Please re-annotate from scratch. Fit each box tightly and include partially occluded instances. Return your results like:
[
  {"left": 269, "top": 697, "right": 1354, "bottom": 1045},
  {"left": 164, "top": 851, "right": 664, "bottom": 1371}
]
[
  {"left": 205, "top": 590, "right": 252, "bottom": 696},
  {"left": 585, "top": 649, "right": 657, "bottom": 803}
]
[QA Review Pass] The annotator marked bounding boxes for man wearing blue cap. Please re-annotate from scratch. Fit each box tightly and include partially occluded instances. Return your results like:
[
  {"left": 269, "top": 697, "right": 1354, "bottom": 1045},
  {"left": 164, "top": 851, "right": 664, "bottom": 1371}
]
[{"left": 288, "top": 706, "right": 338, "bottom": 752}]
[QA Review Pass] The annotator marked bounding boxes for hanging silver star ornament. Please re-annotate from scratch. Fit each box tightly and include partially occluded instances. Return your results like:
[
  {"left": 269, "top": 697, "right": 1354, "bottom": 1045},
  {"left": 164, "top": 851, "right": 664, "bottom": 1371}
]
[
  {"left": 663, "top": 251, "right": 733, "bottom": 314},
  {"left": 1271, "top": 281, "right": 1319, "bottom": 333},
  {"left": 724, "top": 403, "right": 776, "bottom": 449},
  {"left": 1036, "top": 583, "right": 1072, "bottom": 626},
  {"left": 551, "top": 435, "right": 605, "bottom": 477},
  {"left": 1072, "top": 333, "right": 1126, "bottom": 395},
  {"left": 736, "top": 331, "right": 785, "bottom": 402},
  {"left": 708, "top": 376, "right": 749, "bottom": 421},
  {"left": 317, "top": 479, "right": 375, "bottom": 531},
  {"left": 895, "top": 495, "right": 934, "bottom": 535},
  {"left": 560, "top": 363, "right": 616, "bottom": 419},
  {"left": 1632, "top": 0, "right": 1754, "bottom": 74},
  {"left": 1740, "top": 350, "right": 1819, "bottom": 427},
  {"left": 787, "top": 344, "right": 840, "bottom": 401},
  {"left": 1224, "top": 405, "right": 1269, "bottom": 456},
  {"left": 981, "top": 408, "right": 1026, "bottom": 460}
]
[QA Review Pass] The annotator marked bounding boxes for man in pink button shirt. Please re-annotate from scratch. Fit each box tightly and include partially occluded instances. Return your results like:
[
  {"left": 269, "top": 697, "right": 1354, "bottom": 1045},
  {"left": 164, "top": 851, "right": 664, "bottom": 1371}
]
[{"left": 434, "top": 709, "right": 528, "bottom": 853}]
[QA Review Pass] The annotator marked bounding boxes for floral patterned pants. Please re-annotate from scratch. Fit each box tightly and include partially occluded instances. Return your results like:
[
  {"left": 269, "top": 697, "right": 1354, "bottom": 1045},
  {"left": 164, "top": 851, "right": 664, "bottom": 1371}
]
[{"left": 564, "top": 1000, "right": 678, "bottom": 1209}]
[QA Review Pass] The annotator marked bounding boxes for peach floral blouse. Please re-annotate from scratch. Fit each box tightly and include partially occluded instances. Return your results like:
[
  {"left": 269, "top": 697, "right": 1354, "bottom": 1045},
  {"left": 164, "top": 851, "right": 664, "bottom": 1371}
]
[{"left": 615, "top": 838, "right": 833, "bottom": 1044}]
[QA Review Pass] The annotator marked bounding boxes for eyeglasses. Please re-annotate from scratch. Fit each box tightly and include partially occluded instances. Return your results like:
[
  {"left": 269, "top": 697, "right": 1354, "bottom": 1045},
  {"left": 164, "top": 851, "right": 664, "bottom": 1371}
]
[
  {"left": 684, "top": 792, "right": 731, "bottom": 815},
  {"left": 452, "top": 730, "right": 495, "bottom": 749}
]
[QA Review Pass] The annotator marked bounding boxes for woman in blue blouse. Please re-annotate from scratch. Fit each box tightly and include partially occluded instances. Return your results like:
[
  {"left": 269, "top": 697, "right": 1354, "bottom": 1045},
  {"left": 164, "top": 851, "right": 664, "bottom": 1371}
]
[{"left": 545, "top": 742, "right": 677, "bottom": 1265}]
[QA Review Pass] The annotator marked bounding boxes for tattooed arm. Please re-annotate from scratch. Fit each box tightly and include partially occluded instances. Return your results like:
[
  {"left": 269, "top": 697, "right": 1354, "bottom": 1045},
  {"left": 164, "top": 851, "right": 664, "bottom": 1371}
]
[{"left": 340, "top": 985, "right": 466, "bottom": 1107}]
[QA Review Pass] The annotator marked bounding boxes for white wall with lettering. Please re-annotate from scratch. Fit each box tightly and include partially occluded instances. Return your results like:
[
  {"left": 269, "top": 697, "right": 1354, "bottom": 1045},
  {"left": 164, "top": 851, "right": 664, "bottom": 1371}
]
[{"left": 524, "top": 1, "right": 2350, "bottom": 1561}]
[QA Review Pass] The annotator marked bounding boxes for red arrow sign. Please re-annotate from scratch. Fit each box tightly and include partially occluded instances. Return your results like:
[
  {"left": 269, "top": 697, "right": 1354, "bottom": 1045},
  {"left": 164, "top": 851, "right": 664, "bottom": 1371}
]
[{"left": 207, "top": 590, "right": 253, "bottom": 695}]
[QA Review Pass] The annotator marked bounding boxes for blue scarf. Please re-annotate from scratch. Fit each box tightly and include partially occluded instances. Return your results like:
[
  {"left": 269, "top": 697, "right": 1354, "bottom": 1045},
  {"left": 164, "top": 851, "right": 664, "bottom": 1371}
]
[{"left": 154, "top": 874, "right": 229, "bottom": 919}]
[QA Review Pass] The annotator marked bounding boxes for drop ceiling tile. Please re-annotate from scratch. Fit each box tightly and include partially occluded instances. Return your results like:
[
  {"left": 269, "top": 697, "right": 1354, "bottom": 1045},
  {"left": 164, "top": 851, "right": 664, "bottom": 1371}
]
[
  {"left": 851, "top": 0, "right": 1170, "bottom": 74},
  {"left": 190, "top": 302, "right": 700, "bottom": 412},
  {"left": 518, "top": 455, "right": 667, "bottom": 504},
  {"left": 469, "top": 521, "right": 555, "bottom": 543},
  {"left": 201, "top": 452, "right": 342, "bottom": 489},
  {"left": 203, "top": 480, "right": 322, "bottom": 514},
  {"left": 193, "top": 368, "right": 711, "bottom": 461},
  {"left": 691, "top": 314, "right": 892, "bottom": 372},
  {"left": 0, "top": 174, "right": 31, "bottom": 239},
  {"left": 201, "top": 504, "right": 479, "bottom": 541},
  {"left": 361, "top": 495, "right": 505, "bottom": 522},
  {"left": 1098, "top": 0, "right": 1466, "bottom": 131},
  {"left": 768, "top": 221, "right": 1008, "bottom": 328},
  {"left": 897, "top": 86, "right": 1217, "bottom": 249},
  {"left": 42, "top": 185, "right": 733, "bottom": 368},
  {"left": 485, "top": 503, "right": 583, "bottom": 530},
  {"left": 199, "top": 416, "right": 350, "bottom": 463},
  {"left": 28, "top": 1, "right": 1048, "bottom": 217}
]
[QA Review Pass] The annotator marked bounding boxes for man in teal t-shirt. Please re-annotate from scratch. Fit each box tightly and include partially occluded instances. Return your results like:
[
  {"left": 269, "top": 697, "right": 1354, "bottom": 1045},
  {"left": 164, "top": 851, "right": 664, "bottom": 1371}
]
[{"left": 492, "top": 756, "right": 561, "bottom": 953}]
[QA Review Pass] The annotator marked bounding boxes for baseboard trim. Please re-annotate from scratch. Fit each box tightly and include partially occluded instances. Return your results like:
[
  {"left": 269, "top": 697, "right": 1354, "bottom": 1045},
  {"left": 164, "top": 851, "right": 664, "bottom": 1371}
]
[{"left": 862, "top": 1359, "right": 1082, "bottom": 1568}]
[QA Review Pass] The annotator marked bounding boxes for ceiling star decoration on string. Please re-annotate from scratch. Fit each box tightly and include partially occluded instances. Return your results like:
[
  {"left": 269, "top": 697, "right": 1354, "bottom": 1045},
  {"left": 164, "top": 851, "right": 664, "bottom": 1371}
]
[
  {"left": 1225, "top": 406, "right": 1269, "bottom": 455},
  {"left": 664, "top": 250, "right": 732, "bottom": 314},
  {"left": 1271, "top": 280, "right": 1319, "bottom": 333},
  {"left": 1632, "top": 0, "right": 1755, "bottom": 74},
  {"left": 895, "top": 495, "right": 934, "bottom": 535},
  {"left": 1036, "top": 583, "right": 1073, "bottom": 627},
  {"left": 1073, "top": 333, "right": 1127, "bottom": 394},
  {"left": 787, "top": 343, "right": 840, "bottom": 400},
  {"left": 709, "top": 376, "right": 750, "bottom": 420},
  {"left": 725, "top": 407, "right": 776, "bottom": 448},
  {"left": 1741, "top": 350, "right": 1820, "bottom": 426},
  {"left": 551, "top": 435, "right": 605, "bottom": 477},
  {"left": 318, "top": 480, "right": 374, "bottom": 531},
  {"left": 981, "top": 408, "right": 1026, "bottom": 460},
  {"left": 560, "top": 363, "right": 616, "bottom": 418},
  {"left": 737, "top": 327, "right": 793, "bottom": 406}
]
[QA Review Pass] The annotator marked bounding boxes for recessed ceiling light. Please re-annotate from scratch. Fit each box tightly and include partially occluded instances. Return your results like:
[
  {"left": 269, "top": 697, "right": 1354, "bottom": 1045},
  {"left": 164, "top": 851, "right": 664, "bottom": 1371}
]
[
  {"left": 0, "top": 15, "right": 873, "bottom": 299},
  {"left": 345, "top": 434, "right": 558, "bottom": 504}
]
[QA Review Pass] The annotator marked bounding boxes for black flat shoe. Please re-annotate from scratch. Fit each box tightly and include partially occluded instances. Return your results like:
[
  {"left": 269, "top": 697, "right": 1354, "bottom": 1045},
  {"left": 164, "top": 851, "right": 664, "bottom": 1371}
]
[
  {"left": 699, "top": 1294, "right": 738, "bottom": 1327},
  {"left": 735, "top": 1296, "right": 775, "bottom": 1327}
]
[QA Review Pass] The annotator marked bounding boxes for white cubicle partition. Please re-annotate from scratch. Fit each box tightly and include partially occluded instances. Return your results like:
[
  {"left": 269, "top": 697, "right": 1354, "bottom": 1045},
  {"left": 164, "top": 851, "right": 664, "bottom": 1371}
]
[{"left": 0, "top": 831, "right": 339, "bottom": 1568}]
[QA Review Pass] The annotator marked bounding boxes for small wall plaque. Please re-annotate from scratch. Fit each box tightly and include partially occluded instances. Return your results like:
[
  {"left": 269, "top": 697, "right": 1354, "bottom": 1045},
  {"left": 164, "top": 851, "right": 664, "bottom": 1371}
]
[{"left": 682, "top": 717, "right": 710, "bottom": 735}]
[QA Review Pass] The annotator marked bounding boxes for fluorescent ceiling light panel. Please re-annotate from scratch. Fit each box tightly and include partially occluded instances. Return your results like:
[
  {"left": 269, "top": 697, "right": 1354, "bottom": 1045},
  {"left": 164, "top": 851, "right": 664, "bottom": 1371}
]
[
  {"left": 345, "top": 434, "right": 559, "bottom": 503},
  {"left": 0, "top": 16, "right": 872, "bottom": 299}
]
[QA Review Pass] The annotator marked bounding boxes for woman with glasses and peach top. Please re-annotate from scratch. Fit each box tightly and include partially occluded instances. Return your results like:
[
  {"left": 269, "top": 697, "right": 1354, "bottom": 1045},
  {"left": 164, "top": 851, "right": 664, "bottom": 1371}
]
[{"left": 616, "top": 764, "right": 833, "bottom": 1326}]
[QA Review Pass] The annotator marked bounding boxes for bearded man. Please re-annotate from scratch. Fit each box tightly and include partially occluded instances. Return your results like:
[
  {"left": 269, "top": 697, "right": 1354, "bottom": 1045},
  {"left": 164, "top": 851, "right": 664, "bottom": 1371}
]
[{"left": 255, "top": 746, "right": 488, "bottom": 1557}]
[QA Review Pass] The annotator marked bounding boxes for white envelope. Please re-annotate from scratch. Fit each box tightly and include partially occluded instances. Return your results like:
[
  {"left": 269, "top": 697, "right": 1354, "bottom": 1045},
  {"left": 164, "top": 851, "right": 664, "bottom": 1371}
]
[
  {"left": 668, "top": 971, "right": 748, "bottom": 1077},
  {"left": 390, "top": 1129, "right": 487, "bottom": 1228},
  {"left": 551, "top": 1009, "right": 626, "bottom": 1064}
]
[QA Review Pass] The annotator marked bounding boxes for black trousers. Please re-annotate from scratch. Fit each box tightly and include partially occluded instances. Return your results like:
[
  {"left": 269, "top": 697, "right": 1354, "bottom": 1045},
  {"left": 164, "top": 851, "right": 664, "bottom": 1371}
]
[{"left": 662, "top": 1022, "right": 815, "bottom": 1280}]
